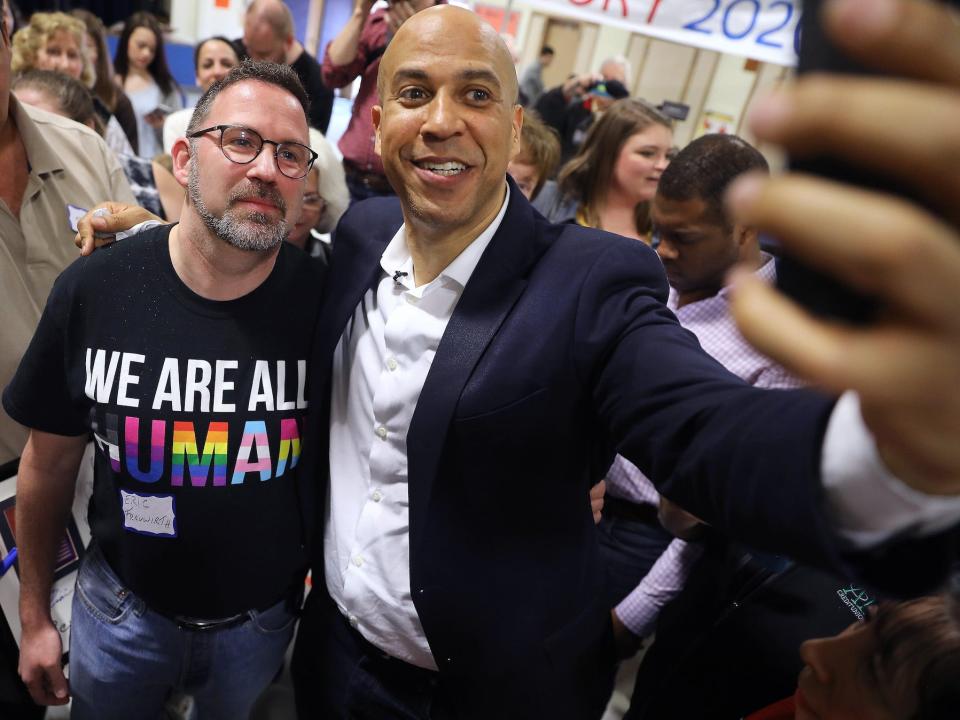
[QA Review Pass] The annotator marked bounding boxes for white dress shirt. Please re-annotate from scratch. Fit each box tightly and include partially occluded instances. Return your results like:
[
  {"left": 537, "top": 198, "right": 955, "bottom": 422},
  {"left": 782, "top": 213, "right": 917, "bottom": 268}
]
[{"left": 325, "top": 186, "right": 511, "bottom": 669}]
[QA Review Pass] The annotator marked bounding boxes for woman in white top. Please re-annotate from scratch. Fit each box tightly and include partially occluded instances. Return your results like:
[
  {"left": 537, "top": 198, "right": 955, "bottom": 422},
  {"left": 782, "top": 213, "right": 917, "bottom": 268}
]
[
  {"left": 113, "top": 11, "right": 182, "bottom": 160},
  {"left": 163, "top": 36, "right": 239, "bottom": 155}
]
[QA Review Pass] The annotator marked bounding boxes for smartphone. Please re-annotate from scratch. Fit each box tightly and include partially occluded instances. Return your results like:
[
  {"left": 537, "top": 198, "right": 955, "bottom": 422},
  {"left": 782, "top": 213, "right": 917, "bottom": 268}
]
[
  {"left": 148, "top": 104, "right": 175, "bottom": 118},
  {"left": 777, "top": 0, "right": 958, "bottom": 323}
]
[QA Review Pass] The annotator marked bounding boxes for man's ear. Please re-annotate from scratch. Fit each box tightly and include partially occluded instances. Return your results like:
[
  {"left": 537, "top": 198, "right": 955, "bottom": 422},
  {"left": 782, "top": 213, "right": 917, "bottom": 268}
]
[
  {"left": 372, "top": 105, "right": 383, "bottom": 157},
  {"left": 735, "top": 222, "right": 758, "bottom": 249},
  {"left": 171, "top": 137, "right": 191, "bottom": 188},
  {"left": 509, "top": 104, "right": 523, "bottom": 161}
]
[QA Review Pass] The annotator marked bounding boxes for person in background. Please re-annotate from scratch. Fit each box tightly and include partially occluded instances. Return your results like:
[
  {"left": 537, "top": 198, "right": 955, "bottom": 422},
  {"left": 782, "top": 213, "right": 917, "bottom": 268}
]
[
  {"left": 534, "top": 55, "right": 630, "bottom": 138},
  {"left": 13, "top": 69, "right": 181, "bottom": 221},
  {"left": 12, "top": 11, "right": 136, "bottom": 159},
  {"left": 0, "top": 0, "right": 136, "bottom": 466},
  {"left": 71, "top": 8, "right": 138, "bottom": 154},
  {"left": 239, "top": 0, "right": 333, "bottom": 134},
  {"left": 162, "top": 35, "right": 239, "bottom": 154},
  {"left": 534, "top": 98, "right": 672, "bottom": 242},
  {"left": 518, "top": 44, "right": 553, "bottom": 107},
  {"left": 747, "top": 590, "right": 960, "bottom": 720},
  {"left": 286, "top": 125, "right": 349, "bottom": 258},
  {"left": 322, "top": 0, "right": 437, "bottom": 204},
  {"left": 113, "top": 11, "right": 183, "bottom": 160},
  {"left": 506, "top": 110, "right": 559, "bottom": 201}
]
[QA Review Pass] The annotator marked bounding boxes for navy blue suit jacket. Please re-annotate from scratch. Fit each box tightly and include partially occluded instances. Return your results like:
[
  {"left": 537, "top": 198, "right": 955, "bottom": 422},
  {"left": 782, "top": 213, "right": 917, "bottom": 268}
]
[{"left": 303, "top": 180, "right": 946, "bottom": 718}]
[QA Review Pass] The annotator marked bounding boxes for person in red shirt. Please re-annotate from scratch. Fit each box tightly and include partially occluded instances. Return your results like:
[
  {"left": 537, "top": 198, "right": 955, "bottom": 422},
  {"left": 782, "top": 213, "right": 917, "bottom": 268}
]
[{"left": 322, "top": 0, "right": 438, "bottom": 204}]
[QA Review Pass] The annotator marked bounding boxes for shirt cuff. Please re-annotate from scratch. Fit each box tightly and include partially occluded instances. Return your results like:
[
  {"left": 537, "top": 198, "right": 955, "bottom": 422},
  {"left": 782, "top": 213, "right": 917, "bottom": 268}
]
[
  {"left": 821, "top": 391, "right": 960, "bottom": 548},
  {"left": 613, "top": 539, "right": 701, "bottom": 638}
]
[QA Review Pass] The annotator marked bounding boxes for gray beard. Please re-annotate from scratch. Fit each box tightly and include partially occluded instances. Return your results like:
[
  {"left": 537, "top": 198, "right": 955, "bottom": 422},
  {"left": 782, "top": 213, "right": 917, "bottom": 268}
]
[{"left": 187, "top": 161, "right": 289, "bottom": 252}]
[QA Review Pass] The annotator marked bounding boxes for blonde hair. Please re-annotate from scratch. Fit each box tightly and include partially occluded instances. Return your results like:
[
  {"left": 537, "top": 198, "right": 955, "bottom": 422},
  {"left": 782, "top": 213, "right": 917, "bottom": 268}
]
[{"left": 11, "top": 12, "right": 94, "bottom": 88}]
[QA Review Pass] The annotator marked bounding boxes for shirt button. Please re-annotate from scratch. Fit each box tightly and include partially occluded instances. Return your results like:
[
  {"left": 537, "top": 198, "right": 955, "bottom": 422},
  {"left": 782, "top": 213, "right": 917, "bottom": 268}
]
[
  {"left": 386, "top": 357, "right": 398, "bottom": 371},
  {"left": 375, "top": 425, "right": 388, "bottom": 439},
  {"left": 406, "top": 294, "right": 419, "bottom": 305},
  {"left": 352, "top": 555, "right": 364, "bottom": 568},
  {"left": 349, "top": 615, "right": 359, "bottom": 628},
  {"left": 371, "top": 489, "right": 383, "bottom": 502}
]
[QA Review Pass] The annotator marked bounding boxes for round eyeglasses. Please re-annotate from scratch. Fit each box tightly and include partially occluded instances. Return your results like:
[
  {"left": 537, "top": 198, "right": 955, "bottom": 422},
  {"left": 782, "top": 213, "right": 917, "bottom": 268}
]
[{"left": 187, "top": 124, "right": 318, "bottom": 180}]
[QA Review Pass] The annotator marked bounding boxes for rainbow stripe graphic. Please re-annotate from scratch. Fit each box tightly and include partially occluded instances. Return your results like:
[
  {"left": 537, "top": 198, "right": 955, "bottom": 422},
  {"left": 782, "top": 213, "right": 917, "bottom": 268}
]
[
  {"left": 124, "top": 417, "right": 165, "bottom": 483},
  {"left": 231, "top": 420, "right": 272, "bottom": 484},
  {"left": 275, "top": 418, "right": 302, "bottom": 477},
  {"left": 171, "top": 421, "right": 229, "bottom": 487}
]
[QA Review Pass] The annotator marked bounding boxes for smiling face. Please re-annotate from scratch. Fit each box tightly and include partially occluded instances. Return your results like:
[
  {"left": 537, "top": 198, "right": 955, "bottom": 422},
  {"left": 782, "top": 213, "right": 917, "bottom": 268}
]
[
  {"left": 127, "top": 26, "right": 157, "bottom": 71},
  {"left": 611, "top": 124, "right": 672, "bottom": 204},
  {"left": 180, "top": 79, "right": 308, "bottom": 252},
  {"left": 373, "top": 6, "right": 522, "bottom": 243},
  {"left": 196, "top": 39, "right": 238, "bottom": 91},
  {"left": 37, "top": 29, "right": 85, "bottom": 80}
]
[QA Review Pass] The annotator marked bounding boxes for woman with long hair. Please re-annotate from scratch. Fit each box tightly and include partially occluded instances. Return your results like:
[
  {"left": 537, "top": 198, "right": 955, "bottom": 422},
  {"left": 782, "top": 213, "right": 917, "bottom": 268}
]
[
  {"left": 534, "top": 99, "right": 673, "bottom": 243},
  {"left": 113, "top": 11, "right": 182, "bottom": 160}
]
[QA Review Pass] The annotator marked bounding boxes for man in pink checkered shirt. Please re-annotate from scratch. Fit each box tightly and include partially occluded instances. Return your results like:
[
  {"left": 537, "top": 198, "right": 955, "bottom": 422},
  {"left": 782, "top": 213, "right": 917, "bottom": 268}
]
[{"left": 599, "top": 134, "right": 800, "bottom": 675}]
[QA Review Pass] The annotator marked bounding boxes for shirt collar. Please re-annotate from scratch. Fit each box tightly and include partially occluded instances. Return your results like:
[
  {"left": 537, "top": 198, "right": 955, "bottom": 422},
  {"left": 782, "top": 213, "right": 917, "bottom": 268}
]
[
  {"left": 668, "top": 251, "right": 776, "bottom": 310},
  {"left": 10, "top": 96, "right": 65, "bottom": 176},
  {"left": 379, "top": 182, "right": 511, "bottom": 290}
]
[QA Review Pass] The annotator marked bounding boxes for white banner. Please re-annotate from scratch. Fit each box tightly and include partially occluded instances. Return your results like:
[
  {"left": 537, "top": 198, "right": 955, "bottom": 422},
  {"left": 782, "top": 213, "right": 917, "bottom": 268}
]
[{"left": 521, "top": 0, "right": 802, "bottom": 66}]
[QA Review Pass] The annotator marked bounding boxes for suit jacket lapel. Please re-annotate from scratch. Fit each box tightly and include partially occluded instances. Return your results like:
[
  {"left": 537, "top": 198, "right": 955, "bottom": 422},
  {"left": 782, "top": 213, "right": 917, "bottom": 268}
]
[{"left": 407, "top": 182, "right": 550, "bottom": 554}]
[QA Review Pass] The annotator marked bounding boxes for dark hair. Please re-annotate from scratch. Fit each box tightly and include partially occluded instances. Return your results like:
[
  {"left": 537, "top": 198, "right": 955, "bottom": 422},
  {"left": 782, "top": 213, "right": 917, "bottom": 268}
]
[
  {"left": 657, "top": 133, "right": 768, "bottom": 230},
  {"left": 516, "top": 111, "right": 560, "bottom": 200},
  {"left": 70, "top": 8, "right": 118, "bottom": 111},
  {"left": 873, "top": 594, "right": 960, "bottom": 720},
  {"left": 13, "top": 68, "right": 102, "bottom": 133},
  {"left": 540, "top": 45, "right": 554, "bottom": 56},
  {"left": 193, "top": 35, "right": 238, "bottom": 73},
  {"left": 114, "top": 11, "right": 179, "bottom": 98},
  {"left": 558, "top": 98, "right": 671, "bottom": 234},
  {"left": 188, "top": 59, "right": 310, "bottom": 134}
]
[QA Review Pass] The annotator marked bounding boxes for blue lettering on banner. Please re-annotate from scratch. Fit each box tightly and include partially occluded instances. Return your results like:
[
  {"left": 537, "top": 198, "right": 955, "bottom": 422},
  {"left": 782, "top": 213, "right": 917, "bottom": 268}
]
[{"left": 680, "top": 0, "right": 799, "bottom": 55}]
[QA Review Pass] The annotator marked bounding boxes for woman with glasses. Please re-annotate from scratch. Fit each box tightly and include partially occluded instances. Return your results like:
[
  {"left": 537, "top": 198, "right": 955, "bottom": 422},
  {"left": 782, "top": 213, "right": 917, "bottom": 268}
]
[{"left": 286, "top": 127, "right": 349, "bottom": 259}]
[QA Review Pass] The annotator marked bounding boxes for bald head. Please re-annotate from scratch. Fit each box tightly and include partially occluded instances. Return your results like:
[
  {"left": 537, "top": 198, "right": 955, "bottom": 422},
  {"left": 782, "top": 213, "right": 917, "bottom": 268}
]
[
  {"left": 377, "top": 6, "right": 518, "bottom": 104},
  {"left": 246, "top": 0, "right": 294, "bottom": 37}
]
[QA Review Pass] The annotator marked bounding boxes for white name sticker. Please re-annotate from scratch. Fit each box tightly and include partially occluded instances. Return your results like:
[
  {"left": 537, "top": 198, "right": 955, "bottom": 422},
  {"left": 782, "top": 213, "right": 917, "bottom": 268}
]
[
  {"left": 66, "top": 204, "right": 88, "bottom": 233},
  {"left": 120, "top": 490, "right": 177, "bottom": 537}
]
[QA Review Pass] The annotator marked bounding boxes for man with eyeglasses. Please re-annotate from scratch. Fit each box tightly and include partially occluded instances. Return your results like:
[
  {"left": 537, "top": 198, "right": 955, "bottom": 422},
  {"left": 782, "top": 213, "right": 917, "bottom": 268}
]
[{"left": 3, "top": 60, "right": 325, "bottom": 719}]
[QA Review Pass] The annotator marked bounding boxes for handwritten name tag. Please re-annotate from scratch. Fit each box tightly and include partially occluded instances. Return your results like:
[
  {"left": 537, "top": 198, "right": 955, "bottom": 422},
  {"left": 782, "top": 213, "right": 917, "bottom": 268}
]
[{"left": 120, "top": 490, "right": 177, "bottom": 537}]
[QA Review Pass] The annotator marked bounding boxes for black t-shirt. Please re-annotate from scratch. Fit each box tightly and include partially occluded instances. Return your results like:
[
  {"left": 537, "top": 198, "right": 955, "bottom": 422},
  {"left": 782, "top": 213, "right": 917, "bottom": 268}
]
[
  {"left": 3, "top": 225, "right": 325, "bottom": 618},
  {"left": 291, "top": 50, "right": 335, "bottom": 135}
]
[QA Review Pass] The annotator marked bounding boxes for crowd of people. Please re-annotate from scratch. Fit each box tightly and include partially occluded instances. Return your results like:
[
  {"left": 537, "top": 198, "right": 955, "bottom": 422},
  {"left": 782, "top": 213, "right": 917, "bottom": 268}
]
[{"left": 1, "top": 0, "right": 959, "bottom": 719}]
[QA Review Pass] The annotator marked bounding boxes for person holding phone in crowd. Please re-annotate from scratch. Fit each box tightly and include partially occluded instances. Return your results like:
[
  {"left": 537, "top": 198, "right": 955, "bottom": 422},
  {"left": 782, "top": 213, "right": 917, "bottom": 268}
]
[{"left": 113, "top": 11, "right": 183, "bottom": 160}]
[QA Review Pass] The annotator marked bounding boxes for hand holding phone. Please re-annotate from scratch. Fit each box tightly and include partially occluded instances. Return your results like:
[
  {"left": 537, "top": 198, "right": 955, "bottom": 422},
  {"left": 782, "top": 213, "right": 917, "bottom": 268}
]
[{"left": 725, "top": 0, "right": 960, "bottom": 496}]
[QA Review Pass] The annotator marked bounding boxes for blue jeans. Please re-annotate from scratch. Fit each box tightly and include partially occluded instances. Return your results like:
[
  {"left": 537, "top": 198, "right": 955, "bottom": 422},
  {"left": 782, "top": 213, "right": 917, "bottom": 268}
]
[{"left": 69, "top": 544, "right": 297, "bottom": 720}]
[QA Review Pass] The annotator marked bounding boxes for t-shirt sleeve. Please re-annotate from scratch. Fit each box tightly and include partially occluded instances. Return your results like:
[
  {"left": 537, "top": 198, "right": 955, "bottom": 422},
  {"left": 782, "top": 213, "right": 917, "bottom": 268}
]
[{"left": 2, "top": 270, "right": 89, "bottom": 437}]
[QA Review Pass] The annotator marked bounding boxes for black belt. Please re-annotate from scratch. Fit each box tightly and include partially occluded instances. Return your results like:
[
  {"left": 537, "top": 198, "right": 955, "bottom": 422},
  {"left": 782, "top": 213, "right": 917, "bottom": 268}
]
[
  {"left": 343, "top": 163, "right": 393, "bottom": 193},
  {"left": 603, "top": 496, "right": 661, "bottom": 526},
  {"left": 173, "top": 612, "right": 248, "bottom": 632},
  {"left": 162, "top": 585, "right": 303, "bottom": 633}
]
